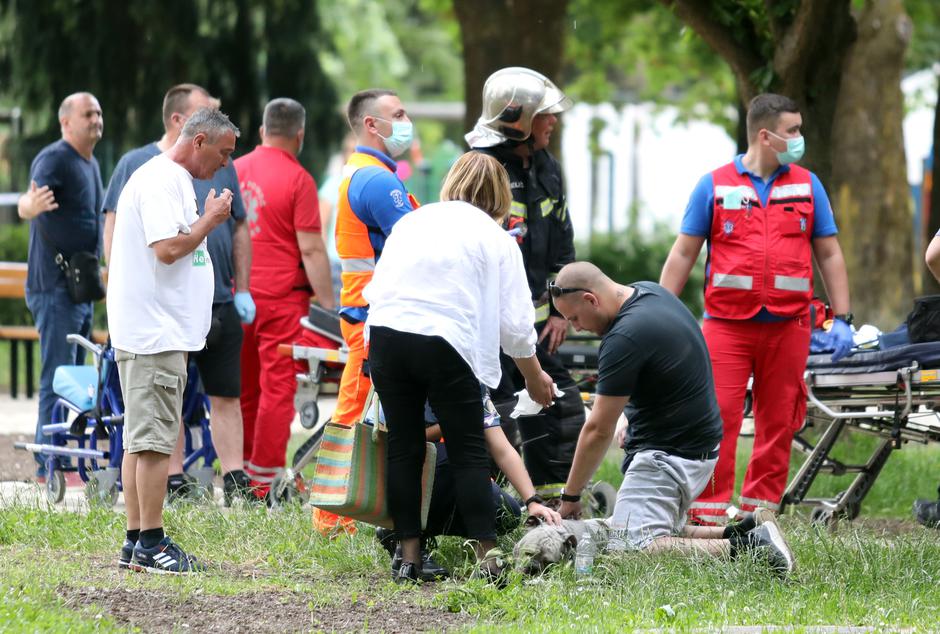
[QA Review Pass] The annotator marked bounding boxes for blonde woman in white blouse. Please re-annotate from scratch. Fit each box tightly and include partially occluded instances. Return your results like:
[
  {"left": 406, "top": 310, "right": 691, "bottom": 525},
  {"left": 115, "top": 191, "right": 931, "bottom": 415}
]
[{"left": 364, "top": 152, "right": 554, "bottom": 583}]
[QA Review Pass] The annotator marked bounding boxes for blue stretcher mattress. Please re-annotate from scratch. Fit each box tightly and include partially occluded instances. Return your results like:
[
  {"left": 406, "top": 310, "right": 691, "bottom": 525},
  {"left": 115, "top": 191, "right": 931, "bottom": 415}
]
[{"left": 806, "top": 342, "right": 940, "bottom": 375}]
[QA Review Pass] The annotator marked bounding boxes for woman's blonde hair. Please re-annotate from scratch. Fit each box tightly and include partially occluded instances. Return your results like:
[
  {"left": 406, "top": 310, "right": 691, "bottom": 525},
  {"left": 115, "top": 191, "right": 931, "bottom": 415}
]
[{"left": 439, "top": 152, "right": 512, "bottom": 221}]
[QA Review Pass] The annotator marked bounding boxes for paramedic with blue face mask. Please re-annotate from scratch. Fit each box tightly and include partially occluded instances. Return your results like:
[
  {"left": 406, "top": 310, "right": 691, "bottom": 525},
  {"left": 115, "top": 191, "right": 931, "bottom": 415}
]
[
  {"left": 312, "top": 89, "right": 420, "bottom": 537},
  {"left": 659, "top": 93, "right": 853, "bottom": 525}
]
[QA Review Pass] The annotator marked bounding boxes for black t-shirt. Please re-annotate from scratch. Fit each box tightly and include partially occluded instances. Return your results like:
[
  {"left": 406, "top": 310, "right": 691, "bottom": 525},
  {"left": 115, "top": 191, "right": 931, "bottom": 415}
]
[{"left": 595, "top": 282, "right": 722, "bottom": 459}]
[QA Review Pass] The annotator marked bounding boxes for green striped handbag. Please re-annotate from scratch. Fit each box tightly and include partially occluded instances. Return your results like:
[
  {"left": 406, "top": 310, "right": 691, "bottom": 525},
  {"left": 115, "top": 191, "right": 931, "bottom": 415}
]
[{"left": 309, "top": 389, "right": 437, "bottom": 529}]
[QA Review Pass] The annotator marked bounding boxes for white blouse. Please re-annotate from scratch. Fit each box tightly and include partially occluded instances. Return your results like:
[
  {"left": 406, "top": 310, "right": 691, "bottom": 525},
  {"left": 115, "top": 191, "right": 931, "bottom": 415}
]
[{"left": 364, "top": 200, "right": 537, "bottom": 388}]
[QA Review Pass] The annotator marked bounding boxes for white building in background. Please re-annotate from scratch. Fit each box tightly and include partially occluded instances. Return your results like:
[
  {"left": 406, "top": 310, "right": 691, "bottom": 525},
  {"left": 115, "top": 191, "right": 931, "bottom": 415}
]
[{"left": 560, "top": 67, "right": 937, "bottom": 241}]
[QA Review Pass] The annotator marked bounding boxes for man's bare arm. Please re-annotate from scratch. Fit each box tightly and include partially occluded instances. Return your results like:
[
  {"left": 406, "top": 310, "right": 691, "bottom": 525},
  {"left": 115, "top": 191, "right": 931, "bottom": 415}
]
[
  {"left": 103, "top": 211, "right": 116, "bottom": 265},
  {"left": 152, "top": 188, "right": 233, "bottom": 265},
  {"left": 660, "top": 234, "right": 705, "bottom": 296},
  {"left": 812, "top": 236, "right": 851, "bottom": 314},
  {"left": 232, "top": 218, "right": 251, "bottom": 292},
  {"left": 297, "top": 230, "right": 335, "bottom": 310},
  {"left": 564, "top": 393, "right": 630, "bottom": 497}
]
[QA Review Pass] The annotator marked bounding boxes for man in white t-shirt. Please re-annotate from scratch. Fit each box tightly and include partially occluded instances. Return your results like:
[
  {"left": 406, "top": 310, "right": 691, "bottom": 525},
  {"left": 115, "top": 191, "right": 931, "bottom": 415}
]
[{"left": 108, "top": 108, "right": 238, "bottom": 574}]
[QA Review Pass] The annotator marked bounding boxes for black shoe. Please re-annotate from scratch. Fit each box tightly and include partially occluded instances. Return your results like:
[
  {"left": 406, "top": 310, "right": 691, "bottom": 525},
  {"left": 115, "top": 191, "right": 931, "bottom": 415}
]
[
  {"left": 223, "top": 470, "right": 258, "bottom": 507},
  {"left": 914, "top": 499, "right": 940, "bottom": 527},
  {"left": 118, "top": 538, "right": 135, "bottom": 570},
  {"left": 393, "top": 561, "right": 420, "bottom": 584},
  {"left": 131, "top": 536, "right": 207, "bottom": 575},
  {"left": 375, "top": 527, "right": 397, "bottom": 558},
  {"left": 391, "top": 543, "right": 450, "bottom": 581},
  {"left": 166, "top": 473, "right": 199, "bottom": 504}
]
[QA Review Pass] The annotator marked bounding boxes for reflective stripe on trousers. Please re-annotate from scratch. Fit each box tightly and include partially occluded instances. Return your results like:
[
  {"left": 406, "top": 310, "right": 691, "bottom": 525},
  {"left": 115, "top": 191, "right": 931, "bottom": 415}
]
[{"left": 340, "top": 257, "right": 375, "bottom": 273}]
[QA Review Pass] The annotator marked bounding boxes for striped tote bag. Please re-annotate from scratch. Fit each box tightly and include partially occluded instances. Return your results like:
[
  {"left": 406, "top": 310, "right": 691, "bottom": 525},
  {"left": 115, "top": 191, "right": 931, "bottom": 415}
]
[{"left": 309, "top": 390, "right": 436, "bottom": 529}]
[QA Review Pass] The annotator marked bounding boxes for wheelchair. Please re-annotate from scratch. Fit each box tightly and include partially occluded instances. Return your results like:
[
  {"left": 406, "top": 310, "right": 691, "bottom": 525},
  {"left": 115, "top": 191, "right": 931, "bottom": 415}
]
[{"left": 15, "top": 335, "right": 216, "bottom": 505}]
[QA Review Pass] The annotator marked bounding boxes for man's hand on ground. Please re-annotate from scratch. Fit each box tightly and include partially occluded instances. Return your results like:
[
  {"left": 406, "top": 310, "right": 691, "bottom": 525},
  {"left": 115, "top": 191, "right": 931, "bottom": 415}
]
[
  {"left": 538, "top": 315, "right": 568, "bottom": 355},
  {"left": 204, "top": 188, "right": 234, "bottom": 228}
]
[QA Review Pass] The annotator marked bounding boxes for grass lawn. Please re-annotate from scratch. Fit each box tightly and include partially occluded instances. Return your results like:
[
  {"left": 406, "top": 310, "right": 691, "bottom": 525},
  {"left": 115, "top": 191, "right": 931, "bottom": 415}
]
[{"left": 2, "top": 429, "right": 939, "bottom": 633}]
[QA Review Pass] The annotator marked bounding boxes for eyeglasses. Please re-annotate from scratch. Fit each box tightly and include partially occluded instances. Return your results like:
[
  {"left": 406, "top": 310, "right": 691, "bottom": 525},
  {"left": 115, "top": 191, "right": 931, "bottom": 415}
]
[{"left": 548, "top": 282, "right": 590, "bottom": 298}]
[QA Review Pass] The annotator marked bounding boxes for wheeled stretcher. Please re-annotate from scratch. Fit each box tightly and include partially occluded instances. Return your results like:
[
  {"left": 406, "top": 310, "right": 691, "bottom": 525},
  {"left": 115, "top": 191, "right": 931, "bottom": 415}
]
[{"left": 781, "top": 342, "right": 940, "bottom": 524}]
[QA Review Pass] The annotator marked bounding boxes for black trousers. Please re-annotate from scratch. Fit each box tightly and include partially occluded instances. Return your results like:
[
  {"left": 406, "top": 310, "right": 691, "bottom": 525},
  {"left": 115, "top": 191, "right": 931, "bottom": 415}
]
[{"left": 368, "top": 326, "right": 495, "bottom": 541}]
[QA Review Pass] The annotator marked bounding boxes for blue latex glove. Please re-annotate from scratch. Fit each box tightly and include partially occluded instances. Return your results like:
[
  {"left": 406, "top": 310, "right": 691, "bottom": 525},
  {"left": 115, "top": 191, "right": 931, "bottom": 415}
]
[
  {"left": 829, "top": 318, "right": 854, "bottom": 362},
  {"left": 234, "top": 291, "right": 256, "bottom": 325}
]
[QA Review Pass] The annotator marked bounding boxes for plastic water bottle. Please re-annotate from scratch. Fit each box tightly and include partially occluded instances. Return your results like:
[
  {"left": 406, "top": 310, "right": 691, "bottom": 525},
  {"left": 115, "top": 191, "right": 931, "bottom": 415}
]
[{"left": 574, "top": 529, "right": 595, "bottom": 577}]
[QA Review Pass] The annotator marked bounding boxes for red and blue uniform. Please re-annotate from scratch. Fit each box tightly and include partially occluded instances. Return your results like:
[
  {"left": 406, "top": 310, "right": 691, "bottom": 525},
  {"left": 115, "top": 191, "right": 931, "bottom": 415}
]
[
  {"left": 681, "top": 154, "right": 837, "bottom": 523},
  {"left": 313, "top": 145, "right": 416, "bottom": 535}
]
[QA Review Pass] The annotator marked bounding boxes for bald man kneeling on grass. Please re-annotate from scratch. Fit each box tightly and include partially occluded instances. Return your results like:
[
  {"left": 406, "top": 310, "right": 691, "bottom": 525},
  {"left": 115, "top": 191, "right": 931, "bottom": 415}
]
[{"left": 552, "top": 262, "right": 795, "bottom": 575}]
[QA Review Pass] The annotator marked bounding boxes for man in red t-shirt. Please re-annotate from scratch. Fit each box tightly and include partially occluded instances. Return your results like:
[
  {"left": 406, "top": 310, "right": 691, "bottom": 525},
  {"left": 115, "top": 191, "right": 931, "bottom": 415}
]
[{"left": 235, "top": 98, "right": 335, "bottom": 497}]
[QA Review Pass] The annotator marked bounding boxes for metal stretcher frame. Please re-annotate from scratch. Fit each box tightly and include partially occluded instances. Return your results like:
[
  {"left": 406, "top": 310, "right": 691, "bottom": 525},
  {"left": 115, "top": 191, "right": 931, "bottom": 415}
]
[{"left": 781, "top": 356, "right": 940, "bottom": 525}]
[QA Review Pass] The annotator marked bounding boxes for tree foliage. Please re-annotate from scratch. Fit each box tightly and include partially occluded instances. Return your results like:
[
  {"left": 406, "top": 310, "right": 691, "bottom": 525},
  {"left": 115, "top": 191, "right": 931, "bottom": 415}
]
[
  {"left": 0, "top": 0, "right": 339, "bottom": 181},
  {"left": 563, "top": 0, "right": 737, "bottom": 136}
]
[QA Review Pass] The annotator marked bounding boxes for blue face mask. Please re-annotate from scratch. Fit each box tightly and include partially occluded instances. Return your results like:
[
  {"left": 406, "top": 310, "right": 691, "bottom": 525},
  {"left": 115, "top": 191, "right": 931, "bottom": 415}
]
[
  {"left": 768, "top": 131, "right": 805, "bottom": 165},
  {"left": 373, "top": 117, "right": 413, "bottom": 158}
]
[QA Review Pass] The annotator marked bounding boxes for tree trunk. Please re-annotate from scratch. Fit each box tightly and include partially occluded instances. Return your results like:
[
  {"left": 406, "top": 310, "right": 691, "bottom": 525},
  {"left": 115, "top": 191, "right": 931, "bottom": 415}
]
[
  {"left": 453, "top": 0, "right": 569, "bottom": 141},
  {"left": 829, "top": 0, "right": 913, "bottom": 327}
]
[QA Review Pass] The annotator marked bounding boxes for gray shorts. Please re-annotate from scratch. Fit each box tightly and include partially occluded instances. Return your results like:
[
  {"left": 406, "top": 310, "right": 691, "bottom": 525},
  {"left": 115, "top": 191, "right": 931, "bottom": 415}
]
[
  {"left": 115, "top": 349, "right": 187, "bottom": 455},
  {"left": 607, "top": 449, "right": 717, "bottom": 551}
]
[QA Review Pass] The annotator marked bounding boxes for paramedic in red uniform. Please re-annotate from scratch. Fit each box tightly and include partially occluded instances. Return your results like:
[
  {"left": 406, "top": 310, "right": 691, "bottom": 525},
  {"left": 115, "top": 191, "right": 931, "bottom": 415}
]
[
  {"left": 235, "top": 98, "right": 335, "bottom": 498},
  {"left": 660, "top": 93, "right": 854, "bottom": 524},
  {"left": 312, "top": 88, "right": 419, "bottom": 533}
]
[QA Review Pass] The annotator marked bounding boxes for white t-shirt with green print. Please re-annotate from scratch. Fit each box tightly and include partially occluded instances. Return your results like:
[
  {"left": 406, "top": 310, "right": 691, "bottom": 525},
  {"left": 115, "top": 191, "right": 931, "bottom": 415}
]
[{"left": 108, "top": 153, "right": 214, "bottom": 354}]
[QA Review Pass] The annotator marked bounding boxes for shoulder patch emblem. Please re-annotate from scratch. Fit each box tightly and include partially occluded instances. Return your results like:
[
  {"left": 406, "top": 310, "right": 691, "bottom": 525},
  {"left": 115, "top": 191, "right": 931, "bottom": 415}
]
[{"left": 390, "top": 189, "right": 404, "bottom": 207}]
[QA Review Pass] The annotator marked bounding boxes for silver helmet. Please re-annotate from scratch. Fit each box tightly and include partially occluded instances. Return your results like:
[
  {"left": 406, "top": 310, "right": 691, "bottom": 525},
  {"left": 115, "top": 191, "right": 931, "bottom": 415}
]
[{"left": 465, "top": 67, "right": 573, "bottom": 148}]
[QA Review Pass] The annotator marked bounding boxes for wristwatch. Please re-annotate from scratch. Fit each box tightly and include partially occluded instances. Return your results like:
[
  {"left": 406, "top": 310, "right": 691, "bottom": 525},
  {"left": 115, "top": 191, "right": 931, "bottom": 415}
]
[
  {"left": 524, "top": 494, "right": 545, "bottom": 507},
  {"left": 560, "top": 490, "right": 581, "bottom": 503},
  {"left": 834, "top": 313, "right": 854, "bottom": 326}
]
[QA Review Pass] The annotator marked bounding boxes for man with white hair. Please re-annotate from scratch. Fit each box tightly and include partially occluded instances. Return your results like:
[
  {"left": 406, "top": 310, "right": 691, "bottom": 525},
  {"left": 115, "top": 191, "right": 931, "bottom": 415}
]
[
  {"left": 103, "top": 83, "right": 255, "bottom": 506},
  {"left": 108, "top": 108, "right": 238, "bottom": 574},
  {"left": 19, "top": 92, "right": 104, "bottom": 483}
]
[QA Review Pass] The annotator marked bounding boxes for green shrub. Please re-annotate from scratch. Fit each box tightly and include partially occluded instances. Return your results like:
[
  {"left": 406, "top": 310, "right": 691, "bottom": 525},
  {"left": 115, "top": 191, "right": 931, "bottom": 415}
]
[
  {"left": 581, "top": 225, "right": 705, "bottom": 316},
  {"left": 0, "top": 222, "right": 31, "bottom": 326}
]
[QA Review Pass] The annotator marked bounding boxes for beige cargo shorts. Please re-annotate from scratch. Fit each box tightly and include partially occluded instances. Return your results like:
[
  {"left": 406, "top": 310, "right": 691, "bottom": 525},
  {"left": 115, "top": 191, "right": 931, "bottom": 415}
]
[{"left": 115, "top": 349, "right": 187, "bottom": 455}]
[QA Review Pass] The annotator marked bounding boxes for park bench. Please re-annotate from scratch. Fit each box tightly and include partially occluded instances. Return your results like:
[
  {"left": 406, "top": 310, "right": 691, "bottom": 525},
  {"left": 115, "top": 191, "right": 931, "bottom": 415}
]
[{"left": 0, "top": 261, "right": 106, "bottom": 399}]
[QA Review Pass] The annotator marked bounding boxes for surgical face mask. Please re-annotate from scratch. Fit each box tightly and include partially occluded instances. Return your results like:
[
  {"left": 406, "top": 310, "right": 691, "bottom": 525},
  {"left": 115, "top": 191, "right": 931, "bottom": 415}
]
[
  {"left": 768, "top": 130, "right": 805, "bottom": 165},
  {"left": 372, "top": 117, "right": 413, "bottom": 157}
]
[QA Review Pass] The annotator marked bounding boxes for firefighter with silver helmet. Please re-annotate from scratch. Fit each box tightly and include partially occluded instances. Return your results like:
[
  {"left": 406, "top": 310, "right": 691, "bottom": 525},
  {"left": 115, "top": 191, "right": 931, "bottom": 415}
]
[{"left": 466, "top": 67, "right": 584, "bottom": 499}]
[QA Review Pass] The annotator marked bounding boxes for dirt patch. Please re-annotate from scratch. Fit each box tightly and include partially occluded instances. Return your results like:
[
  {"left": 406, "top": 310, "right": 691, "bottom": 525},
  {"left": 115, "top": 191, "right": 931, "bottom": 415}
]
[
  {"left": 59, "top": 580, "right": 470, "bottom": 633},
  {"left": 0, "top": 434, "right": 39, "bottom": 482}
]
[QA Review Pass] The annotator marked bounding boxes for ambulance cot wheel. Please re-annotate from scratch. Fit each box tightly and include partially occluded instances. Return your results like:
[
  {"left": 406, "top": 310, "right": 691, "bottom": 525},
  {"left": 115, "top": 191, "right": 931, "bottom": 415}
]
[
  {"left": 47, "top": 470, "right": 66, "bottom": 504},
  {"left": 299, "top": 401, "right": 319, "bottom": 430},
  {"left": 586, "top": 481, "right": 618, "bottom": 518}
]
